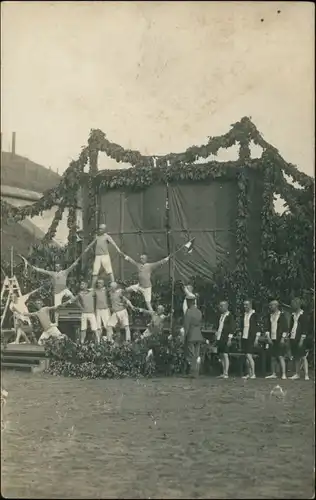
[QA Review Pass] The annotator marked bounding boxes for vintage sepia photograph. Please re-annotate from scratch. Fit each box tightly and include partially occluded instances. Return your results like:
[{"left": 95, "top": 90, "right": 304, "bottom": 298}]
[{"left": 1, "top": 1, "right": 314, "bottom": 498}]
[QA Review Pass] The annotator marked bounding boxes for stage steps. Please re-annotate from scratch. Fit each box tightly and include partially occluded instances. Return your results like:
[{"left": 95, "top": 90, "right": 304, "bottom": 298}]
[{"left": 1, "top": 344, "right": 49, "bottom": 373}]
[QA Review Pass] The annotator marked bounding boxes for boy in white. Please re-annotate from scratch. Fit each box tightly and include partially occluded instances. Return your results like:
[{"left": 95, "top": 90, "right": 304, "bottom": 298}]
[
  {"left": 76, "top": 281, "right": 98, "bottom": 344},
  {"left": 108, "top": 282, "right": 135, "bottom": 342},
  {"left": 95, "top": 279, "right": 112, "bottom": 340},
  {"left": 86, "top": 224, "right": 122, "bottom": 286},
  {"left": 123, "top": 253, "right": 170, "bottom": 311},
  {"left": 9, "top": 287, "right": 41, "bottom": 343},
  {"left": 137, "top": 305, "right": 169, "bottom": 361},
  {"left": 182, "top": 282, "right": 197, "bottom": 315},
  {"left": 24, "top": 299, "right": 72, "bottom": 345},
  {"left": 138, "top": 305, "right": 169, "bottom": 339}
]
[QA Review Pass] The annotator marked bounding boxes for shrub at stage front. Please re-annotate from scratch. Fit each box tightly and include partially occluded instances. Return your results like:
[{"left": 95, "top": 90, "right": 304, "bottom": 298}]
[{"left": 44, "top": 335, "right": 190, "bottom": 379}]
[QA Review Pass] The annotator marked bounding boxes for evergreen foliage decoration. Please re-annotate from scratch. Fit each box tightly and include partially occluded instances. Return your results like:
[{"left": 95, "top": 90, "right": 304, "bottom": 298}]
[{"left": 0, "top": 117, "right": 313, "bottom": 316}]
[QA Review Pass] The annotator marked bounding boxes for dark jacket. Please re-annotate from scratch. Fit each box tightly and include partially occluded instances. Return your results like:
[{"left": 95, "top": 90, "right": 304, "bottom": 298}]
[
  {"left": 289, "top": 311, "right": 309, "bottom": 342},
  {"left": 264, "top": 311, "right": 288, "bottom": 342},
  {"left": 240, "top": 311, "right": 259, "bottom": 343},
  {"left": 184, "top": 306, "right": 204, "bottom": 343},
  {"left": 216, "top": 312, "right": 235, "bottom": 342}
]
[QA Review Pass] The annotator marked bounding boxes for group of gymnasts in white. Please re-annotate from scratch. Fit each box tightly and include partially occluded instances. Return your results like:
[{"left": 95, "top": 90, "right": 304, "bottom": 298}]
[
  {"left": 9, "top": 223, "right": 310, "bottom": 381},
  {"left": 10, "top": 224, "right": 195, "bottom": 348}
]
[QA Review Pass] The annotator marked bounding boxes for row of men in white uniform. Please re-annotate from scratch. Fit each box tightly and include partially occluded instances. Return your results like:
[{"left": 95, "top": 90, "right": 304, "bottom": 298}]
[
  {"left": 9, "top": 284, "right": 311, "bottom": 381},
  {"left": 9, "top": 278, "right": 195, "bottom": 346}
]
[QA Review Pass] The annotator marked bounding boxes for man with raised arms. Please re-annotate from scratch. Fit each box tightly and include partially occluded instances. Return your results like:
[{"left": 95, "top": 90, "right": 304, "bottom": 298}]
[
  {"left": 123, "top": 253, "right": 170, "bottom": 311},
  {"left": 21, "top": 250, "right": 88, "bottom": 322},
  {"left": 85, "top": 223, "right": 122, "bottom": 286},
  {"left": 24, "top": 298, "right": 74, "bottom": 345},
  {"left": 9, "top": 286, "right": 42, "bottom": 344}
]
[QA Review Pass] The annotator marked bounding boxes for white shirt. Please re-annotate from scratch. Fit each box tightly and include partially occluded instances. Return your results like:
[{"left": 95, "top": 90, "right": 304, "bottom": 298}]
[
  {"left": 9, "top": 296, "right": 29, "bottom": 317},
  {"left": 290, "top": 310, "right": 303, "bottom": 340},
  {"left": 9, "top": 295, "right": 31, "bottom": 325},
  {"left": 242, "top": 310, "right": 255, "bottom": 339},
  {"left": 216, "top": 311, "right": 229, "bottom": 340},
  {"left": 270, "top": 311, "right": 281, "bottom": 340}
]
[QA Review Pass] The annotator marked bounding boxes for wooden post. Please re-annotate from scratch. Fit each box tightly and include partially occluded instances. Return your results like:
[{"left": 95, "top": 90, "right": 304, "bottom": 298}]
[
  {"left": 12, "top": 132, "right": 16, "bottom": 155},
  {"left": 169, "top": 252, "right": 176, "bottom": 333},
  {"left": 10, "top": 247, "right": 14, "bottom": 278},
  {"left": 89, "top": 149, "right": 99, "bottom": 235},
  {"left": 165, "top": 183, "right": 171, "bottom": 278},
  {"left": 119, "top": 193, "right": 125, "bottom": 280},
  {"left": 89, "top": 150, "right": 99, "bottom": 175}
]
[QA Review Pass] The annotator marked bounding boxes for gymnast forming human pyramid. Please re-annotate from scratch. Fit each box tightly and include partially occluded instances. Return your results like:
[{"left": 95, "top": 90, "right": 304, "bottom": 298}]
[
  {"left": 11, "top": 224, "right": 194, "bottom": 346},
  {"left": 8, "top": 223, "right": 311, "bottom": 381}
]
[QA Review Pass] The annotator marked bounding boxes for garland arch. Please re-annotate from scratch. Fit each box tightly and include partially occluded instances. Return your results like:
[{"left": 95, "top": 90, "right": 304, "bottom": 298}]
[{"left": 1, "top": 116, "right": 313, "bottom": 312}]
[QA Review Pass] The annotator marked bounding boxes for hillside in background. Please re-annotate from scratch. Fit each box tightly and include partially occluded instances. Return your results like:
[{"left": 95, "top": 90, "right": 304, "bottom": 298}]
[
  {"left": 1, "top": 221, "right": 41, "bottom": 261},
  {"left": 1, "top": 151, "right": 62, "bottom": 261},
  {"left": 1, "top": 151, "right": 61, "bottom": 192}
]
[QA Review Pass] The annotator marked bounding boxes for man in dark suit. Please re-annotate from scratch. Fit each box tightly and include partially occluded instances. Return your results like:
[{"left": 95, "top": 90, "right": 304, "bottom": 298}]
[
  {"left": 240, "top": 298, "right": 261, "bottom": 379},
  {"left": 215, "top": 301, "right": 235, "bottom": 379},
  {"left": 289, "top": 297, "right": 310, "bottom": 381},
  {"left": 183, "top": 297, "right": 204, "bottom": 377},
  {"left": 264, "top": 300, "right": 289, "bottom": 380}
]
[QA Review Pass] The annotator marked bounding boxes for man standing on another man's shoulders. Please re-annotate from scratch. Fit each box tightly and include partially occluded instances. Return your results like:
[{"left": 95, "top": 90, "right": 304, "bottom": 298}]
[
  {"left": 123, "top": 253, "right": 170, "bottom": 311},
  {"left": 85, "top": 224, "right": 122, "bottom": 286}
]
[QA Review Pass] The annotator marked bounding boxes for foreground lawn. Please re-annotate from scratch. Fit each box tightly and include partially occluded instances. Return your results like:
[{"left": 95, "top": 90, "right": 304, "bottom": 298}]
[{"left": 1, "top": 372, "right": 314, "bottom": 499}]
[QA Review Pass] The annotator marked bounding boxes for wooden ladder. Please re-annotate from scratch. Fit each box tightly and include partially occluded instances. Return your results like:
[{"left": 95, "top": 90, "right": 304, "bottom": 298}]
[{"left": 0, "top": 275, "right": 22, "bottom": 328}]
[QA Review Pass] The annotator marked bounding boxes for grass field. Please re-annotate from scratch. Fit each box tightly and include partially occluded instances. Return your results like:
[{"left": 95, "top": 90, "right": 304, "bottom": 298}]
[{"left": 1, "top": 371, "right": 315, "bottom": 499}]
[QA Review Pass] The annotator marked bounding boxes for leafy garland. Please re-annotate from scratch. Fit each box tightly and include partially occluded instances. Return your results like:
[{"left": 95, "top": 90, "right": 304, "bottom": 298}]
[
  {"left": 95, "top": 159, "right": 259, "bottom": 191},
  {"left": 1, "top": 146, "right": 89, "bottom": 246},
  {"left": 1, "top": 117, "right": 313, "bottom": 312},
  {"left": 1, "top": 117, "right": 312, "bottom": 218},
  {"left": 235, "top": 168, "right": 250, "bottom": 317}
]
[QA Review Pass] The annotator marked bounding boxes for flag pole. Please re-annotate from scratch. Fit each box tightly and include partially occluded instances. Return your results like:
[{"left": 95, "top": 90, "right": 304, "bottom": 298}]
[
  {"left": 169, "top": 238, "right": 194, "bottom": 259},
  {"left": 169, "top": 252, "right": 176, "bottom": 334},
  {"left": 10, "top": 247, "right": 14, "bottom": 278},
  {"left": 169, "top": 237, "right": 194, "bottom": 333}
]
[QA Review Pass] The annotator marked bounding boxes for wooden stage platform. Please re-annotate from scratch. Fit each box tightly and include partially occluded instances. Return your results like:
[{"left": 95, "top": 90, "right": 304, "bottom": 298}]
[{"left": 1, "top": 342, "right": 48, "bottom": 373}]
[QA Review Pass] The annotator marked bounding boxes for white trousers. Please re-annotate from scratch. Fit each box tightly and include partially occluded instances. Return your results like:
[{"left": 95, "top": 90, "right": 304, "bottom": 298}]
[
  {"left": 128, "top": 283, "right": 152, "bottom": 304},
  {"left": 38, "top": 325, "right": 64, "bottom": 345},
  {"left": 93, "top": 255, "right": 113, "bottom": 276},
  {"left": 81, "top": 313, "right": 98, "bottom": 331},
  {"left": 96, "top": 308, "right": 111, "bottom": 329},
  {"left": 108, "top": 309, "right": 129, "bottom": 328},
  {"left": 54, "top": 288, "right": 74, "bottom": 307}
]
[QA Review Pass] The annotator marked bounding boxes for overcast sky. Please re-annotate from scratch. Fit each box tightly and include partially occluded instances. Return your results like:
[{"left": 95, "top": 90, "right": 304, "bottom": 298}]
[{"left": 1, "top": 1, "right": 314, "bottom": 176}]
